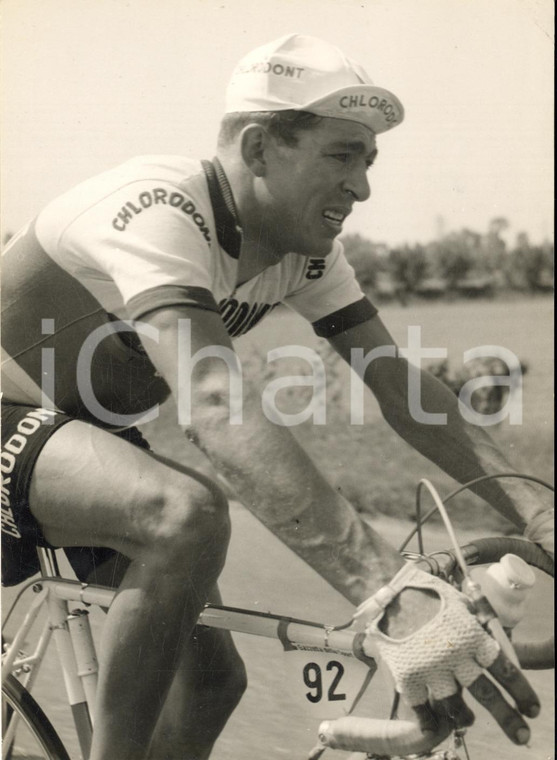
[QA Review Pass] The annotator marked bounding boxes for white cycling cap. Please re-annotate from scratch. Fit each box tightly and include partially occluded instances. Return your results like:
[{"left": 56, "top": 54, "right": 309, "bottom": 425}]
[{"left": 225, "top": 33, "right": 404, "bottom": 134}]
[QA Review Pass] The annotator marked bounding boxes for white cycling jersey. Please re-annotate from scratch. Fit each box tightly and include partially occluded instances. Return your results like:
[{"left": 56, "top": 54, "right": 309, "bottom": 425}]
[{"left": 2, "top": 155, "right": 377, "bottom": 425}]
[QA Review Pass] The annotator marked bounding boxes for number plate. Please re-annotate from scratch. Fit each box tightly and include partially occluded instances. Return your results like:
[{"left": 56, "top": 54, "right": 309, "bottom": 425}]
[{"left": 281, "top": 648, "right": 374, "bottom": 719}]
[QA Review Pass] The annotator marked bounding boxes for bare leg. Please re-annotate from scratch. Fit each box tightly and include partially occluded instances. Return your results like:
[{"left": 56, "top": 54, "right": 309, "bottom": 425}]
[
  {"left": 89, "top": 561, "right": 247, "bottom": 759},
  {"left": 86, "top": 460, "right": 247, "bottom": 760},
  {"left": 29, "top": 421, "right": 231, "bottom": 760},
  {"left": 147, "top": 587, "right": 247, "bottom": 760}
]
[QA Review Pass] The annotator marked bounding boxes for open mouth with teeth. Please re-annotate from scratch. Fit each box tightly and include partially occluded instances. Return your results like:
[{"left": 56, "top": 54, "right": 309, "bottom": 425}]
[{"left": 322, "top": 210, "right": 347, "bottom": 228}]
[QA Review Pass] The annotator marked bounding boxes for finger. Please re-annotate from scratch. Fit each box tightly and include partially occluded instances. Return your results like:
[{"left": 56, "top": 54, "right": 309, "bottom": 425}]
[
  {"left": 468, "top": 674, "right": 530, "bottom": 745},
  {"left": 399, "top": 679, "right": 428, "bottom": 707},
  {"left": 410, "top": 702, "right": 441, "bottom": 735},
  {"left": 473, "top": 630, "right": 500, "bottom": 669},
  {"left": 431, "top": 691, "right": 475, "bottom": 729},
  {"left": 487, "top": 649, "right": 540, "bottom": 718}
]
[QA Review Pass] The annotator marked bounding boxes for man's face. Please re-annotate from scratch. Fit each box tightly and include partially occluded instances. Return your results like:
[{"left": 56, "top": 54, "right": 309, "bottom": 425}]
[{"left": 259, "top": 117, "right": 377, "bottom": 257}]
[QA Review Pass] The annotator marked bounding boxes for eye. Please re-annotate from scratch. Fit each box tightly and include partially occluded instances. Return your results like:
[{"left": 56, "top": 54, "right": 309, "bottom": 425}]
[
  {"left": 366, "top": 150, "right": 378, "bottom": 169},
  {"left": 330, "top": 153, "right": 350, "bottom": 163}
]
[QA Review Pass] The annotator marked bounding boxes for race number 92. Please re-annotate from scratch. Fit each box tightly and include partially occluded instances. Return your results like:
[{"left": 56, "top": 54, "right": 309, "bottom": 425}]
[{"left": 303, "top": 660, "right": 346, "bottom": 703}]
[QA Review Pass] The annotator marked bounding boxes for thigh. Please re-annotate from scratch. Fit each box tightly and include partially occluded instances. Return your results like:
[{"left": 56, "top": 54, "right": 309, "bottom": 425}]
[{"left": 28, "top": 419, "right": 215, "bottom": 555}]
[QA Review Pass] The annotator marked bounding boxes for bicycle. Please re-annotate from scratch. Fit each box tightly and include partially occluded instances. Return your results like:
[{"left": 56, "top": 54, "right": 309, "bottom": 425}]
[{"left": 2, "top": 474, "right": 554, "bottom": 760}]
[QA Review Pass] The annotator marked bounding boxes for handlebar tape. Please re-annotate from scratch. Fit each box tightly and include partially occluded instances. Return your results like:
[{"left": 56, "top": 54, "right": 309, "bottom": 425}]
[{"left": 317, "top": 715, "right": 452, "bottom": 755}]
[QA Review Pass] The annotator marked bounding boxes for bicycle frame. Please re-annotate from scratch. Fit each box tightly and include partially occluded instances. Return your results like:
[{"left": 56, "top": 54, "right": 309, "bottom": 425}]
[
  {"left": 2, "top": 549, "right": 113, "bottom": 759},
  {"left": 2, "top": 547, "right": 376, "bottom": 760},
  {"left": 3, "top": 530, "right": 553, "bottom": 760}
]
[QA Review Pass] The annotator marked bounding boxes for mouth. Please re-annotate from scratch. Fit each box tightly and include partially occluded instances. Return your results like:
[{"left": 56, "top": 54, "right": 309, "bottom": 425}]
[{"left": 322, "top": 208, "right": 350, "bottom": 232}]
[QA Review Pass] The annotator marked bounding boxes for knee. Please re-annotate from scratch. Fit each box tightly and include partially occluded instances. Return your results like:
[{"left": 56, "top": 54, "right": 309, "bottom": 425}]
[{"left": 142, "top": 477, "right": 231, "bottom": 562}]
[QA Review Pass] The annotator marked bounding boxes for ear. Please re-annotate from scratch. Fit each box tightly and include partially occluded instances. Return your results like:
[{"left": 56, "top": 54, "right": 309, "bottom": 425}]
[{"left": 239, "top": 124, "right": 271, "bottom": 177}]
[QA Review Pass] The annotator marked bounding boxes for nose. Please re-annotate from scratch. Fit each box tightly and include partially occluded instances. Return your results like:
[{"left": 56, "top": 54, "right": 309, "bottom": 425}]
[{"left": 343, "top": 164, "right": 371, "bottom": 203}]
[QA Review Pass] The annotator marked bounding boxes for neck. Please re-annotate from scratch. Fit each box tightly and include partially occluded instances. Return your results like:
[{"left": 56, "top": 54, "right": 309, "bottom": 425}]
[{"left": 217, "top": 153, "right": 287, "bottom": 282}]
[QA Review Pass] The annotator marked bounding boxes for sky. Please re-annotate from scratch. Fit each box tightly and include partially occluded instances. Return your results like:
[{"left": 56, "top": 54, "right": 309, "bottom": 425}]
[{"left": 1, "top": 0, "right": 554, "bottom": 246}]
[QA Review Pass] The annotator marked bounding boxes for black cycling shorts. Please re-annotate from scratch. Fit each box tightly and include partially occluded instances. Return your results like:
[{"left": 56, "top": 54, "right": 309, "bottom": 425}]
[{"left": 1, "top": 403, "right": 149, "bottom": 587}]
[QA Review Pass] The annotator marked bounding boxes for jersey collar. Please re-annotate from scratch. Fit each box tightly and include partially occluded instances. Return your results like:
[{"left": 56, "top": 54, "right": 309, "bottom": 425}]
[{"left": 202, "top": 158, "right": 242, "bottom": 260}]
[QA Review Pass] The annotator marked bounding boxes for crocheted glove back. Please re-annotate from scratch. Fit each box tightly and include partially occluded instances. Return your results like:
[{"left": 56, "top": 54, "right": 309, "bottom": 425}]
[{"left": 358, "top": 564, "right": 500, "bottom": 705}]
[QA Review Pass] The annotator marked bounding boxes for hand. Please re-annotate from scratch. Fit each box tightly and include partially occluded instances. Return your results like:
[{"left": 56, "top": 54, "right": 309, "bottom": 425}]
[
  {"left": 358, "top": 565, "right": 540, "bottom": 746},
  {"left": 524, "top": 509, "right": 554, "bottom": 560}
]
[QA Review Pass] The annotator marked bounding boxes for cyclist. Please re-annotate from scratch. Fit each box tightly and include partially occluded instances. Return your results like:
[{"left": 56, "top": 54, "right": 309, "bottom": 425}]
[{"left": 2, "top": 34, "right": 553, "bottom": 759}]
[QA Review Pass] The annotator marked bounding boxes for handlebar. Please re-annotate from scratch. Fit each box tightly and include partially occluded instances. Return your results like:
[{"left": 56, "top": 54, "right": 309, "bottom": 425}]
[
  {"left": 313, "top": 536, "right": 553, "bottom": 758},
  {"left": 461, "top": 537, "right": 554, "bottom": 670},
  {"left": 316, "top": 715, "right": 452, "bottom": 756}
]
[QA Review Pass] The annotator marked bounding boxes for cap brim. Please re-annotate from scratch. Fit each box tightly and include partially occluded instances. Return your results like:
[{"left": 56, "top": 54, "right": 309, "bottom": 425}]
[{"left": 302, "top": 84, "right": 404, "bottom": 134}]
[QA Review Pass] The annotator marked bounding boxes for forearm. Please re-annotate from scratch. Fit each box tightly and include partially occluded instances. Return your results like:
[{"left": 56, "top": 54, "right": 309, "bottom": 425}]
[
  {"left": 142, "top": 308, "right": 403, "bottom": 604},
  {"left": 186, "top": 379, "right": 404, "bottom": 603},
  {"left": 373, "top": 360, "right": 552, "bottom": 527}
]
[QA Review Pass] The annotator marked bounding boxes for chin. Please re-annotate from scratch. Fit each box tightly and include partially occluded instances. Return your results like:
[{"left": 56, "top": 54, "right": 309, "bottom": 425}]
[
  {"left": 296, "top": 235, "right": 335, "bottom": 258},
  {"left": 287, "top": 232, "right": 335, "bottom": 258},
  {"left": 311, "top": 239, "right": 335, "bottom": 257}
]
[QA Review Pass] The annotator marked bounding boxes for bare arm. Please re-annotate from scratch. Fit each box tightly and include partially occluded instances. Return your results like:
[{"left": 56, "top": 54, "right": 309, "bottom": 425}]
[
  {"left": 140, "top": 305, "right": 404, "bottom": 603},
  {"left": 141, "top": 306, "right": 542, "bottom": 741},
  {"left": 329, "top": 314, "right": 553, "bottom": 530}
]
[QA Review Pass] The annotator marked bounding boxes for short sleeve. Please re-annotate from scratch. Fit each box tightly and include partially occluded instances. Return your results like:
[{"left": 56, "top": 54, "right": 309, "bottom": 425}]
[
  {"left": 40, "top": 178, "right": 219, "bottom": 320},
  {"left": 284, "top": 241, "right": 378, "bottom": 336}
]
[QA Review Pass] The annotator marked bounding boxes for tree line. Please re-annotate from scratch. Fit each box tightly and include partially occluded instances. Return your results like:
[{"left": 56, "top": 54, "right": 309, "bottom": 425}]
[{"left": 342, "top": 217, "right": 554, "bottom": 301}]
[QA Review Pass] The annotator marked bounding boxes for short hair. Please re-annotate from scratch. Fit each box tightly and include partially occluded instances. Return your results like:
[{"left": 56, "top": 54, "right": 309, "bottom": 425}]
[{"left": 217, "top": 109, "right": 323, "bottom": 149}]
